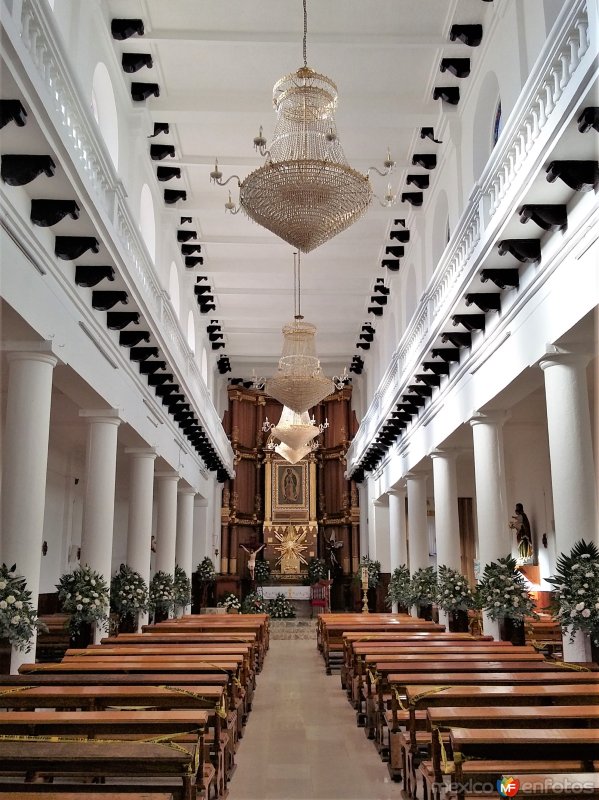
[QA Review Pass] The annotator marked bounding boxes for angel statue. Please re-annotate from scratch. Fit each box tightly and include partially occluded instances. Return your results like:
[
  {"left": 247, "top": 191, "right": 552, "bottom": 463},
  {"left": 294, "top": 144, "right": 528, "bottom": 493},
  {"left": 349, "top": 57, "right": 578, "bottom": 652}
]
[
  {"left": 240, "top": 543, "right": 265, "bottom": 581},
  {"left": 325, "top": 529, "right": 343, "bottom": 569}
]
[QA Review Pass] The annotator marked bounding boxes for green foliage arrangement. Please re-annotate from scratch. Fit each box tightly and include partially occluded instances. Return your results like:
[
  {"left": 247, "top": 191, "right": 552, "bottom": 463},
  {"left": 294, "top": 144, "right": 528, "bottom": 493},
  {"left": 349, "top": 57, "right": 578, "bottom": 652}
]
[
  {"left": 477, "top": 555, "right": 537, "bottom": 622},
  {"left": 307, "top": 557, "right": 328, "bottom": 584},
  {"left": 547, "top": 539, "right": 599, "bottom": 645},
  {"left": 219, "top": 593, "right": 241, "bottom": 612},
  {"left": 110, "top": 564, "right": 148, "bottom": 620},
  {"left": 386, "top": 564, "right": 415, "bottom": 610},
  {"left": 57, "top": 565, "right": 110, "bottom": 633},
  {"left": 253, "top": 559, "right": 271, "bottom": 586},
  {"left": 268, "top": 593, "right": 296, "bottom": 618},
  {"left": 149, "top": 571, "right": 175, "bottom": 614},
  {"left": 436, "top": 565, "right": 476, "bottom": 613},
  {"left": 173, "top": 565, "right": 192, "bottom": 608},
  {"left": 411, "top": 566, "right": 438, "bottom": 607},
  {"left": 241, "top": 592, "right": 269, "bottom": 614},
  {"left": 0, "top": 564, "right": 44, "bottom": 652},
  {"left": 355, "top": 556, "right": 381, "bottom": 589}
]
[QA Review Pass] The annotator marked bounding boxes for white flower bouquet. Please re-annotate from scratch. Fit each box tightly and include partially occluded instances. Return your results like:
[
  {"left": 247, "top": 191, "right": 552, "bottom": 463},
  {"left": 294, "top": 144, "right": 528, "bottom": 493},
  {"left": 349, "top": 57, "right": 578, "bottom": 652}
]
[
  {"left": 218, "top": 593, "right": 241, "bottom": 612},
  {"left": 548, "top": 539, "right": 599, "bottom": 645},
  {"left": 57, "top": 565, "right": 110, "bottom": 633},
  {"left": 436, "top": 565, "right": 476, "bottom": 613},
  {"left": 0, "top": 563, "right": 45, "bottom": 652},
  {"left": 110, "top": 563, "right": 148, "bottom": 619},
  {"left": 477, "top": 555, "right": 537, "bottom": 622},
  {"left": 149, "top": 571, "right": 175, "bottom": 614},
  {"left": 173, "top": 565, "right": 192, "bottom": 607}
]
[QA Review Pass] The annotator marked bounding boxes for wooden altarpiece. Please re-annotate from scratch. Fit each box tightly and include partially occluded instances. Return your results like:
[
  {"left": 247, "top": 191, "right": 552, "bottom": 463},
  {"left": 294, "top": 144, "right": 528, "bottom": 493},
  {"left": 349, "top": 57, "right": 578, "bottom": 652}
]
[{"left": 218, "top": 385, "right": 360, "bottom": 601}]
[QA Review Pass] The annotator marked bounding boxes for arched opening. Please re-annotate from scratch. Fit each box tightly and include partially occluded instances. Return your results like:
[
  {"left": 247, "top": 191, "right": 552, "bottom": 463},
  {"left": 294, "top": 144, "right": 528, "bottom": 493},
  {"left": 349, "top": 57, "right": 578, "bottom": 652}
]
[
  {"left": 187, "top": 311, "right": 196, "bottom": 353},
  {"left": 431, "top": 190, "right": 449, "bottom": 269},
  {"left": 168, "top": 262, "right": 180, "bottom": 318},
  {"left": 91, "top": 63, "right": 118, "bottom": 169},
  {"left": 492, "top": 100, "right": 504, "bottom": 148},
  {"left": 139, "top": 184, "right": 156, "bottom": 263},
  {"left": 472, "top": 71, "right": 501, "bottom": 180},
  {"left": 404, "top": 264, "right": 418, "bottom": 327},
  {"left": 201, "top": 347, "right": 208, "bottom": 385}
]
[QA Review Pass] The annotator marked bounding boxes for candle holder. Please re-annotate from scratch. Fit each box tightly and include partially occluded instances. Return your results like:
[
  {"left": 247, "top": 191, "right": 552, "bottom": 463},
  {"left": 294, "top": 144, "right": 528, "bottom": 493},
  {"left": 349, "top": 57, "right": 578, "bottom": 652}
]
[{"left": 361, "top": 582, "right": 369, "bottom": 614}]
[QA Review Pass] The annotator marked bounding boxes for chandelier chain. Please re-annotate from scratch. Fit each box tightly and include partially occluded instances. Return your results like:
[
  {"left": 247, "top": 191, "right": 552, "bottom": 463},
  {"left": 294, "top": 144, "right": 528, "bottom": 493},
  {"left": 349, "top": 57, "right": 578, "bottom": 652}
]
[{"left": 302, "top": 0, "right": 308, "bottom": 67}]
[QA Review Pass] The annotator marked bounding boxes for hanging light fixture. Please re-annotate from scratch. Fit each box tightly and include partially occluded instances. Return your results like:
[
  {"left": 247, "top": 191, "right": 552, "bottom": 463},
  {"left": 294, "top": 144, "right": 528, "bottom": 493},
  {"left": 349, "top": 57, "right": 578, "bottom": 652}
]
[
  {"left": 265, "top": 252, "right": 333, "bottom": 413},
  {"left": 210, "top": 0, "right": 396, "bottom": 253},
  {"left": 263, "top": 406, "right": 329, "bottom": 450}
]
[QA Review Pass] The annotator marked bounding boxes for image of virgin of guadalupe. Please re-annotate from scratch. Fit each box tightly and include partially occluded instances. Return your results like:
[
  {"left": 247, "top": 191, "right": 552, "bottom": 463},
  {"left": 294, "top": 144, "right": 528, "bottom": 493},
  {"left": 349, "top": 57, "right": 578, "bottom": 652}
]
[{"left": 282, "top": 467, "right": 299, "bottom": 502}]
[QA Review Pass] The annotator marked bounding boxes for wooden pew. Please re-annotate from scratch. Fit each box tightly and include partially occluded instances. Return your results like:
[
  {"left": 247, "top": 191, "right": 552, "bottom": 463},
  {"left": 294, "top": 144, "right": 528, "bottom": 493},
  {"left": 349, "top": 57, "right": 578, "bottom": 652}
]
[
  {"left": 0, "top": 793, "right": 175, "bottom": 799},
  {"left": 449, "top": 728, "right": 599, "bottom": 800},
  {"left": 0, "top": 685, "right": 229, "bottom": 795},
  {"left": 0, "top": 740, "right": 200, "bottom": 800},
  {"left": 422, "top": 706, "right": 599, "bottom": 799},
  {"left": 392, "top": 683, "right": 599, "bottom": 791}
]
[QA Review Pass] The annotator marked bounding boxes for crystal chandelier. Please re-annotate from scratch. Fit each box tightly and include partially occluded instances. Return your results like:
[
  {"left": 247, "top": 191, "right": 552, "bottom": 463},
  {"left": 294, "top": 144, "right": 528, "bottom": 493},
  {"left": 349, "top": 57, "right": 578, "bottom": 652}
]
[
  {"left": 265, "top": 252, "right": 334, "bottom": 413},
  {"left": 210, "top": 0, "right": 395, "bottom": 253}
]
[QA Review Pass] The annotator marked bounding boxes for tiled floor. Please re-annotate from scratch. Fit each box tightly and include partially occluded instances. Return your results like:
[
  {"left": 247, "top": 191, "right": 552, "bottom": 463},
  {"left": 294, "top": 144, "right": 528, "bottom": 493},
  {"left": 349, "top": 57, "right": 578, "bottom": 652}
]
[{"left": 229, "top": 639, "right": 405, "bottom": 800}]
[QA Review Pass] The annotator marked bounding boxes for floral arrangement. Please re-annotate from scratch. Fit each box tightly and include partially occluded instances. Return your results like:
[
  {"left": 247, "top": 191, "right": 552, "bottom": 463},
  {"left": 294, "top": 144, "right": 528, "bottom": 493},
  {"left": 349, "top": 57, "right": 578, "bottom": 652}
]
[
  {"left": 355, "top": 556, "right": 381, "bottom": 589},
  {"left": 149, "top": 571, "right": 175, "bottom": 614},
  {"left": 0, "top": 564, "right": 44, "bottom": 652},
  {"left": 547, "top": 539, "right": 599, "bottom": 645},
  {"left": 57, "top": 565, "right": 110, "bottom": 633},
  {"left": 436, "top": 565, "right": 476, "bottom": 613},
  {"left": 195, "top": 557, "right": 216, "bottom": 583},
  {"left": 173, "top": 565, "right": 191, "bottom": 608},
  {"left": 307, "top": 557, "right": 328, "bottom": 584},
  {"left": 411, "top": 566, "right": 438, "bottom": 607},
  {"left": 253, "top": 559, "right": 271, "bottom": 586},
  {"left": 477, "top": 555, "right": 537, "bottom": 621},
  {"left": 386, "top": 564, "right": 415, "bottom": 610},
  {"left": 268, "top": 593, "right": 296, "bottom": 618},
  {"left": 218, "top": 593, "right": 241, "bottom": 612},
  {"left": 110, "top": 564, "right": 148, "bottom": 620},
  {"left": 241, "top": 591, "right": 269, "bottom": 614}
]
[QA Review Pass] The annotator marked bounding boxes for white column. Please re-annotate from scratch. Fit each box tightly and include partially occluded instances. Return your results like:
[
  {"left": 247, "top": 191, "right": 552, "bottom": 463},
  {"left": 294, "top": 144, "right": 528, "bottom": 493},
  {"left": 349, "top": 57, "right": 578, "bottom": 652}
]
[
  {"left": 125, "top": 447, "right": 157, "bottom": 631},
  {"left": 406, "top": 472, "right": 429, "bottom": 573},
  {"left": 154, "top": 472, "right": 180, "bottom": 577},
  {"left": 1, "top": 350, "right": 57, "bottom": 672},
  {"left": 540, "top": 351, "right": 598, "bottom": 661},
  {"left": 358, "top": 484, "right": 369, "bottom": 560},
  {"left": 79, "top": 410, "right": 121, "bottom": 643},
  {"left": 431, "top": 450, "right": 462, "bottom": 630},
  {"left": 372, "top": 499, "right": 390, "bottom": 570},
  {"left": 192, "top": 497, "right": 210, "bottom": 569},
  {"left": 470, "top": 410, "right": 509, "bottom": 639},
  {"left": 388, "top": 486, "right": 407, "bottom": 613},
  {"left": 175, "top": 487, "right": 196, "bottom": 615}
]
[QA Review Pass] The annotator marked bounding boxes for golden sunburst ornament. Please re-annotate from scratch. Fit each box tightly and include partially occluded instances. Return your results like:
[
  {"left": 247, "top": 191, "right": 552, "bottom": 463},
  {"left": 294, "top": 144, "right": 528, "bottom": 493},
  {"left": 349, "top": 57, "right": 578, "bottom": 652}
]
[{"left": 274, "top": 526, "right": 308, "bottom": 573}]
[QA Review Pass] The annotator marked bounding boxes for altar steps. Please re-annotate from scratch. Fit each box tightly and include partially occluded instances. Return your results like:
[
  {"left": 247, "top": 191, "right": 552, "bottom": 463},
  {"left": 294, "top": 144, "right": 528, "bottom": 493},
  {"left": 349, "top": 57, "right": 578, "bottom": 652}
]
[{"left": 269, "top": 618, "right": 318, "bottom": 640}]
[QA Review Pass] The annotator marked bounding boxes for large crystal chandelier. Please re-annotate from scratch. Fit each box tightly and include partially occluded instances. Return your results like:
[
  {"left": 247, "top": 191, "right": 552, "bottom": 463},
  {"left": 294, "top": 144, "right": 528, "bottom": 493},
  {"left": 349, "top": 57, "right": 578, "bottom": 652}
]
[
  {"left": 263, "top": 407, "right": 329, "bottom": 465},
  {"left": 210, "top": 0, "right": 395, "bottom": 253}
]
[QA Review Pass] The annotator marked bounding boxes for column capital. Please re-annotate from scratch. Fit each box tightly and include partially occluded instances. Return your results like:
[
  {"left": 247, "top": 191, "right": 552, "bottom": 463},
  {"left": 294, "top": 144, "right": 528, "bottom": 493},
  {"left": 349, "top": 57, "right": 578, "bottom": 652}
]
[
  {"left": 5, "top": 350, "right": 59, "bottom": 369},
  {"left": 372, "top": 497, "right": 388, "bottom": 507},
  {"left": 387, "top": 484, "right": 406, "bottom": 497},
  {"left": 539, "top": 348, "right": 593, "bottom": 372},
  {"left": 155, "top": 471, "right": 181, "bottom": 482},
  {"left": 178, "top": 485, "right": 197, "bottom": 497},
  {"left": 469, "top": 409, "right": 510, "bottom": 428},
  {"left": 125, "top": 447, "right": 158, "bottom": 459},
  {"left": 194, "top": 496, "right": 209, "bottom": 507},
  {"left": 79, "top": 408, "right": 122, "bottom": 426},
  {"left": 405, "top": 471, "right": 428, "bottom": 483},
  {"left": 430, "top": 446, "right": 465, "bottom": 461}
]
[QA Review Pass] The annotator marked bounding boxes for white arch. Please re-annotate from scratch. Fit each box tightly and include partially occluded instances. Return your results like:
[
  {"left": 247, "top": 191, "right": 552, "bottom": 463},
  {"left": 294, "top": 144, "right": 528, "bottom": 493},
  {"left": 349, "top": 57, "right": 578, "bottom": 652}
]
[
  {"left": 472, "top": 70, "right": 501, "bottom": 181},
  {"left": 187, "top": 311, "right": 196, "bottom": 352},
  {"left": 91, "top": 63, "right": 119, "bottom": 169},
  {"left": 168, "top": 261, "right": 181, "bottom": 318},
  {"left": 139, "top": 184, "right": 156, "bottom": 263}
]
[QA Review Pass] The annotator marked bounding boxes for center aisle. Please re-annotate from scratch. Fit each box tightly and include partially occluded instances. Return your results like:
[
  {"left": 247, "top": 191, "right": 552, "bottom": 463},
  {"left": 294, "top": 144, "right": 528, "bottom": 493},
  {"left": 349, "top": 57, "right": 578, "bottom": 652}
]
[{"left": 228, "top": 638, "right": 403, "bottom": 800}]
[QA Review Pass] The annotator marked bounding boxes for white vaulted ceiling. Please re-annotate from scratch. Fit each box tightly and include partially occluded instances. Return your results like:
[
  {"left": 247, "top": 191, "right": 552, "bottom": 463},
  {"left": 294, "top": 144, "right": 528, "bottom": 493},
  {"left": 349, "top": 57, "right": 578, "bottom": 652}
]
[{"left": 106, "top": 0, "right": 490, "bottom": 375}]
